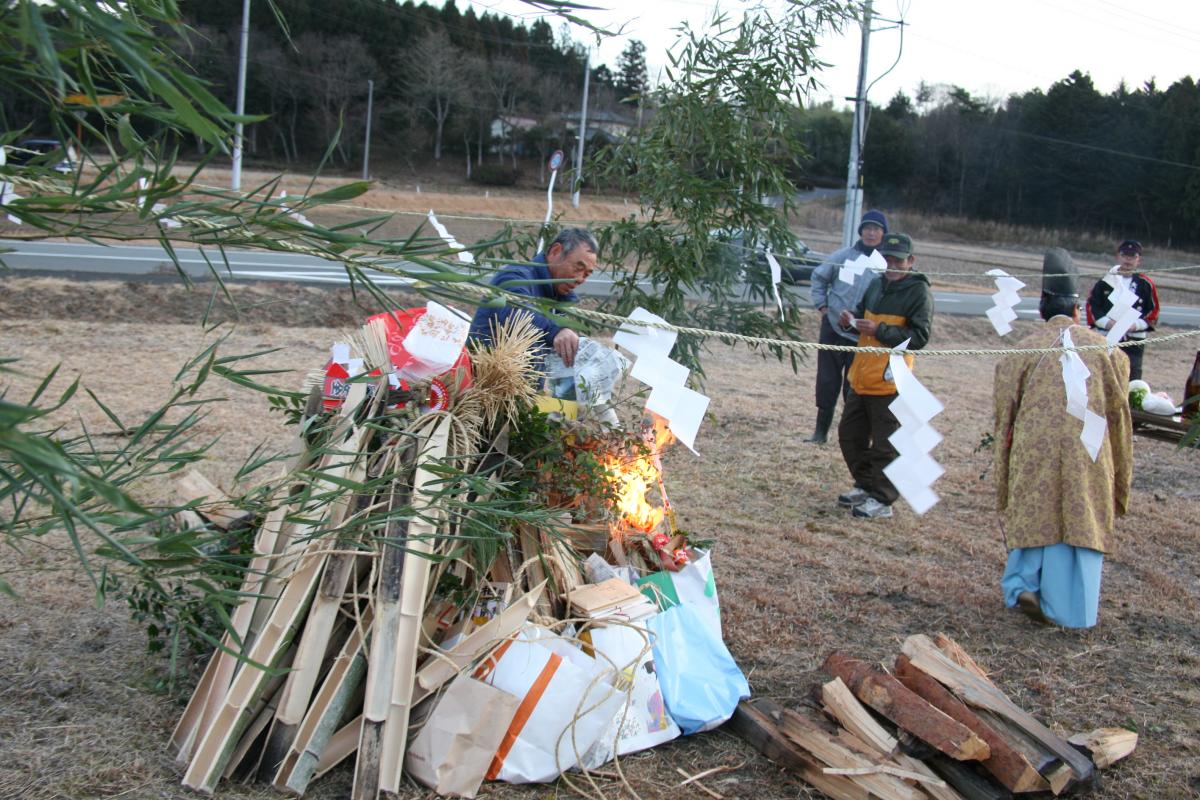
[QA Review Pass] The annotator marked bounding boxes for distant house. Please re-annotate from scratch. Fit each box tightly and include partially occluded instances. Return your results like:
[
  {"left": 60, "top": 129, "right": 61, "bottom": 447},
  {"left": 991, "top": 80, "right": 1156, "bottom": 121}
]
[
  {"left": 489, "top": 115, "right": 539, "bottom": 141},
  {"left": 562, "top": 110, "right": 635, "bottom": 141}
]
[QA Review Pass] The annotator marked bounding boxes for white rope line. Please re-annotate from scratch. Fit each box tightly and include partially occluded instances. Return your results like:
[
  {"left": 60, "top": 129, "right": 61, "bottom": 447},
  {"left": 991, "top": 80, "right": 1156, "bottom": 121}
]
[{"left": 6, "top": 175, "right": 1199, "bottom": 358}]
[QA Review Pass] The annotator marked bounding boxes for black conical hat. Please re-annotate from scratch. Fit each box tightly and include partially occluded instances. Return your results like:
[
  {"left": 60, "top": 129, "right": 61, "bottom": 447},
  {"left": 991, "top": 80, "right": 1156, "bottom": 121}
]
[{"left": 1041, "top": 248, "right": 1078, "bottom": 298}]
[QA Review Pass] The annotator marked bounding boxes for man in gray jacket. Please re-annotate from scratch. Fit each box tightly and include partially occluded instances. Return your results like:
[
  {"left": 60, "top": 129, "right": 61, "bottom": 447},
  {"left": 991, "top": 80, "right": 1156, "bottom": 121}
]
[{"left": 806, "top": 209, "right": 888, "bottom": 443}]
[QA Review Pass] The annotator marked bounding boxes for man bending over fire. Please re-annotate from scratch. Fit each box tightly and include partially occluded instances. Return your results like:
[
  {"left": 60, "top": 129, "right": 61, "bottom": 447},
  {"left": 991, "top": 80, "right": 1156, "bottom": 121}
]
[{"left": 468, "top": 227, "right": 597, "bottom": 367}]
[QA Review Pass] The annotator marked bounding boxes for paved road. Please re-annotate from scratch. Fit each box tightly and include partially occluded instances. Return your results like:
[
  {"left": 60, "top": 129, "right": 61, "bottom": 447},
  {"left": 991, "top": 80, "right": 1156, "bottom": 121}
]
[{"left": 5, "top": 240, "right": 1200, "bottom": 327}]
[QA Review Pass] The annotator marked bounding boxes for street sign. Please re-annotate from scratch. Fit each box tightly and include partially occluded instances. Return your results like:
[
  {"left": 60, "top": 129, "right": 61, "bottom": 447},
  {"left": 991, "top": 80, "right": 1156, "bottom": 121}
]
[{"left": 548, "top": 150, "right": 564, "bottom": 171}]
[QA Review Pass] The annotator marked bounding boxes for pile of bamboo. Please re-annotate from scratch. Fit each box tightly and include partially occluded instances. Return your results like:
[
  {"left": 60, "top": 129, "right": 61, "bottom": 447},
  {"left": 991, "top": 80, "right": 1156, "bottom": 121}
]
[
  {"left": 732, "top": 634, "right": 1136, "bottom": 800},
  {"left": 165, "top": 314, "right": 690, "bottom": 799}
]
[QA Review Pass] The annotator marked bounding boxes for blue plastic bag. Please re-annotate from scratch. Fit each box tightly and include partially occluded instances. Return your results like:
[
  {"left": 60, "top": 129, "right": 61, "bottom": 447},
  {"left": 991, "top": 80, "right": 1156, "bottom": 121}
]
[{"left": 647, "top": 602, "right": 750, "bottom": 735}]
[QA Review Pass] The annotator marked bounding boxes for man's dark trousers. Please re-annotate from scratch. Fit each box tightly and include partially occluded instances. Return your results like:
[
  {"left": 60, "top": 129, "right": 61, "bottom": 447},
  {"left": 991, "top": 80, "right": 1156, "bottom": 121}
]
[
  {"left": 838, "top": 388, "right": 901, "bottom": 505},
  {"left": 1122, "top": 343, "right": 1145, "bottom": 381},
  {"left": 816, "top": 316, "right": 855, "bottom": 410}
]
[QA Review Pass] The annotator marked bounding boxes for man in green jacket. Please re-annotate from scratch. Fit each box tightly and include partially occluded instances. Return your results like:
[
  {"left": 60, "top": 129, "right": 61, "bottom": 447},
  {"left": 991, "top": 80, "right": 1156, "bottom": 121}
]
[{"left": 835, "top": 233, "right": 934, "bottom": 519}]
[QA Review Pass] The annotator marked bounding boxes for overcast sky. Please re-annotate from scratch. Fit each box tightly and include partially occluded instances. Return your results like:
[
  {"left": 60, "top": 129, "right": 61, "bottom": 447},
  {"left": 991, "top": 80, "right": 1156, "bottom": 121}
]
[{"left": 459, "top": 0, "right": 1200, "bottom": 107}]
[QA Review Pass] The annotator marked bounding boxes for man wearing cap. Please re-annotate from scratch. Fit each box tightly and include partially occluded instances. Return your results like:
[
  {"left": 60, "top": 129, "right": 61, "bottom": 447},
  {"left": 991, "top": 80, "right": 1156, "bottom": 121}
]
[
  {"left": 994, "top": 248, "right": 1132, "bottom": 628},
  {"left": 805, "top": 209, "right": 888, "bottom": 444},
  {"left": 835, "top": 232, "right": 933, "bottom": 519},
  {"left": 1086, "top": 239, "right": 1159, "bottom": 381}
]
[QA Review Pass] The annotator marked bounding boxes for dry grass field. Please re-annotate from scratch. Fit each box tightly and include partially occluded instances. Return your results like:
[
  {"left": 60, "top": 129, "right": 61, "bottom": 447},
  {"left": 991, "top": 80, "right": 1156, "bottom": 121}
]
[{"left": 2, "top": 271, "right": 1198, "bottom": 800}]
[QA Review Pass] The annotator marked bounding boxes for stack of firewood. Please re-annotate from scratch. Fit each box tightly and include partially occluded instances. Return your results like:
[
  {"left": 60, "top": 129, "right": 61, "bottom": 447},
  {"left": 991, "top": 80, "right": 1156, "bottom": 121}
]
[{"left": 732, "top": 634, "right": 1136, "bottom": 800}]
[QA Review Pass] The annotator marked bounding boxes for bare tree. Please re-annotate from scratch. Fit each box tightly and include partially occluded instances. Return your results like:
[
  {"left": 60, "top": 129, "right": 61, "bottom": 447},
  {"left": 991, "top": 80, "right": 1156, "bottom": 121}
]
[
  {"left": 483, "top": 57, "right": 534, "bottom": 168},
  {"left": 292, "top": 33, "right": 377, "bottom": 164},
  {"left": 405, "top": 31, "right": 467, "bottom": 161}
]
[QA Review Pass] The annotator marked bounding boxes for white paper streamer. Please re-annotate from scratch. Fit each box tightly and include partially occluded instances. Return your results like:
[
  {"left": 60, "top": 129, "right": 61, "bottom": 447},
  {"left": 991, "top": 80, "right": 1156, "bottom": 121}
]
[
  {"left": 882, "top": 339, "right": 944, "bottom": 514},
  {"left": 764, "top": 249, "right": 784, "bottom": 320},
  {"left": 984, "top": 268, "right": 1025, "bottom": 336},
  {"left": 137, "top": 177, "right": 181, "bottom": 229},
  {"left": 1102, "top": 267, "right": 1141, "bottom": 346},
  {"left": 838, "top": 250, "right": 886, "bottom": 285},
  {"left": 0, "top": 144, "right": 23, "bottom": 225},
  {"left": 616, "top": 306, "right": 709, "bottom": 454},
  {"left": 426, "top": 209, "right": 475, "bottom": 264},
  {"left": 1059, "top": 328, "right": 1107, "bottom": 461},
  {"left": 278, "top": 191, "right": 314, "bottom": 228}
]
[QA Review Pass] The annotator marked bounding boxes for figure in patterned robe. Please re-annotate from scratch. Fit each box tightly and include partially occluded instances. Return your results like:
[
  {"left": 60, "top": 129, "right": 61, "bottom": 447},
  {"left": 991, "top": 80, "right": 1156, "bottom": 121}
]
[{"left": 993, "top": 315, "right": 1133, "bottom": 627}]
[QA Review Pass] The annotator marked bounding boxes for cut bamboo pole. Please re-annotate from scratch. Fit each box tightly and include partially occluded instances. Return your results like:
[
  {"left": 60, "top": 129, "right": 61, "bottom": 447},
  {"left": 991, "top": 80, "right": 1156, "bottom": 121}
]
[
  {"left": 177, "top": 469, "right": 253, "bottom": 531},
  {"left": 821, "top": 678, "right": 964, "bottom": 800},
  {"left": 182, "top": 541, "right": 330, "bottom": 794},
  {"left": 900, "top": 634, "right": 1095, "bottom": 786},
  {"left": 377, "top": 420, "right": 450, "bottom": 795},
  {"left": 274, "top": 606, "right": 374, "bottom": 795},
  {"left": 220, "top": 655, "right": 292, "bottom": 781},
  {"left": 316, "top": 715, "right": 363, "bottom": 780},
  {"left": 353, "top": 444, "right": 418, "bottom": 800}
]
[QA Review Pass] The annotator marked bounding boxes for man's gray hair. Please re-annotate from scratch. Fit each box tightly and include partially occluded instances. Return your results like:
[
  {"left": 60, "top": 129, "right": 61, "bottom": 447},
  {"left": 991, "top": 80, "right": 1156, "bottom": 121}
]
[{"left": 550, "top": 227, "right": 598, "bottom": 256}]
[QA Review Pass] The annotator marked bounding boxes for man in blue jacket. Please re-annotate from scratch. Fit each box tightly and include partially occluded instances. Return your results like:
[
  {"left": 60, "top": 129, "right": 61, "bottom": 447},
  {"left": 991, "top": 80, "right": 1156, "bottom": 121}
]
[
  {"left": 805, "top": 210, "right": 888, "bottom": 443},
  {"left": 468, "top": 227, "right": 598, "bottom": 367}
]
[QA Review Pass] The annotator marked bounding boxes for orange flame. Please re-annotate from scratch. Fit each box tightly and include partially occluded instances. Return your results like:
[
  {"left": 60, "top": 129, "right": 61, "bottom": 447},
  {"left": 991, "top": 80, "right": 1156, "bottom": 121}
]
[{"left": 604, "top": 416, "right": 676, "bottom": 533}]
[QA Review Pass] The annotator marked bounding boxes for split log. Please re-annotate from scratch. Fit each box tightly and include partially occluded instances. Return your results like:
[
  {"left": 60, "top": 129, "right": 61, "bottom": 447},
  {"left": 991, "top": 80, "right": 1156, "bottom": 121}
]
[
  {"left": 933, "top": 634, "right": 992, "bottom": 682},
  {"left": 727, "top": 700, "right": 871, "bottom": 800},
  {"left": 1043, "top": 763, "right": 1073, "bottom": 795},
  {"left": 895, "top": 655, "right": 1048, "bottom": 794},
  {"left": 821, "top": 678, "right": 965, "bottom": 800},
  {"left": 773, "top": 706, "right": 926, "bottom": 800},
  {"left": 1068, "top": 728, "right": 1137, "bottom": 769},
  {"left": 926, "top": 755, "right": 1011, "bottom": 800},
  {"left": 900, "top": 635, "right": 1095, "bottom": 786},
  {"left": 823, "top": 652, "right": 990, "bottom": 762}
]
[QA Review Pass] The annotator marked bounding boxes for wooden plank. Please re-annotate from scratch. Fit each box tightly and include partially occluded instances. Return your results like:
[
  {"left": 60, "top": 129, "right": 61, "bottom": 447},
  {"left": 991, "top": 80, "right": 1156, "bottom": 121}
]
[
  {"left": 894, "top": 655, "right": 1048, "bottom": 794},
  {"left": 774, "top": 706, "right": 926, "bottom": 800},
  {"left": 900, "top": 635, "right": 1095, "bottom": 786},
  {"left": 823, "top": 652, "right": 990, "bottom": 762},
  {"left": 726, "top": 700, "right": 871, "bottom": 800},
  {"left": 1067, "top": 728, "right": 1137, "bottom": 769},
  {"left": 821, "top": 678, "right": 965, "bottom": 800}
]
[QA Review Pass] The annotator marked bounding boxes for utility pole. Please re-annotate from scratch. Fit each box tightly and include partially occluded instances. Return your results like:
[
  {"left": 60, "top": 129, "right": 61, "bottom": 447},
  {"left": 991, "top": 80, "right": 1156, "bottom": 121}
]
[
  {"left": 572, "top": 50, "right": 591, "bottom": 209},
  {"left": 841, "top": 0, "right": 872, "bottom": 248},
  {"left": 362, "top": 79, "right": 374, "bottom": 180},
  {"left": 231, "top": 0, "right": 251, "bottom": 192}
]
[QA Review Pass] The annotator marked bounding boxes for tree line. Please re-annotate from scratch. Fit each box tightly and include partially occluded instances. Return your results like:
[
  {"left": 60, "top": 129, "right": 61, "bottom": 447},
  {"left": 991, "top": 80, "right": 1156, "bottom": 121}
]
[
  {"left": 799, "top": 72, "right": 1200, "bottom": 249},
  {"left": 163, "top": 0, "right": 646, "bottom": 177}
]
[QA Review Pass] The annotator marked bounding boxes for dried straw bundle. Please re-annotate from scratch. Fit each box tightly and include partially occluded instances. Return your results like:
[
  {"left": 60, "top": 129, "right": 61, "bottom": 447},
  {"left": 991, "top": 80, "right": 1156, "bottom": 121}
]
[{"left": 468, "top": 314, "right": 545, "bottom": 431}]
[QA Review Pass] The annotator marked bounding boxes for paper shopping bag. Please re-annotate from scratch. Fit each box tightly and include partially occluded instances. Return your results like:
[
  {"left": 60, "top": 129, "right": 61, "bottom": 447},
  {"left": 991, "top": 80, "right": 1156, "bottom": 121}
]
[
  {"left": 405, "top": 675, "right": 521, "bottom": 798},
  {"left": 580, "top": 620, "right": 681, "bottom": 769},
  {"left": 637, "top": 548, "right": 721, "bottom": 637},
  {"left": 477, "top": 635, "right": 624, "bottom": 783}
]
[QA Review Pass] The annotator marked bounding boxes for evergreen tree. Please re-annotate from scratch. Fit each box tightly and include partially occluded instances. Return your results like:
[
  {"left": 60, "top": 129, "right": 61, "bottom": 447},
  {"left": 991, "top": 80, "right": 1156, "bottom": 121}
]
[{"left": 614, "top": 39, "right": 648, "bottom": 103}]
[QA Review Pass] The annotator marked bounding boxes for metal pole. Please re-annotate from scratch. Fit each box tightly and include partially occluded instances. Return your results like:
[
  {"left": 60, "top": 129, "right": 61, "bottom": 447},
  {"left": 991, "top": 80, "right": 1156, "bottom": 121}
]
[
  {"left": 572, "top": 50, "right": 591, "bottom": 209},
  {"left": 362, "top": 79, "right": 374, "bottom": 180},
  {"left": 231, "top": 0, "right": 251, "bottom": 192},
  {"left": 841, "top": 0, "right": 872, "bottom": 248}
]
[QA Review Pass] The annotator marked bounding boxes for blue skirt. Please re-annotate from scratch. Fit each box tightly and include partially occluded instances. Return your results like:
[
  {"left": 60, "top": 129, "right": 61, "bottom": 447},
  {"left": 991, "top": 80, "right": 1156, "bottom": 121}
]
[{"left": 1002, "top": 543, "right": 1104, "bottom": 629}]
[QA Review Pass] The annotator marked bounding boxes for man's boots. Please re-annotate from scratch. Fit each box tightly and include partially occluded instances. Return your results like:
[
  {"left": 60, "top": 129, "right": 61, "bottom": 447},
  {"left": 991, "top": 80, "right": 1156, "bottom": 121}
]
[{"left": 806, "top": 407, "right": 835, "bottom": 444}]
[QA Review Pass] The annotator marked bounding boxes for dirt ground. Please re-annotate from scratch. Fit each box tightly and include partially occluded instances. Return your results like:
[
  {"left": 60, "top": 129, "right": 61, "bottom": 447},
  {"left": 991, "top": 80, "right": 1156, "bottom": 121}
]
[{"left": 2, "top": 272, "right": 1198, "bottom": 800}]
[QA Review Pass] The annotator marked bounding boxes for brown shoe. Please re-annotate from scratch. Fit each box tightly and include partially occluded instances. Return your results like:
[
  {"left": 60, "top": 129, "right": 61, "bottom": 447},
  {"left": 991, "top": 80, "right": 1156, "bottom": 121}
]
[{"left": 1016, "top": 591, "right": 1051, "bottom": 625}]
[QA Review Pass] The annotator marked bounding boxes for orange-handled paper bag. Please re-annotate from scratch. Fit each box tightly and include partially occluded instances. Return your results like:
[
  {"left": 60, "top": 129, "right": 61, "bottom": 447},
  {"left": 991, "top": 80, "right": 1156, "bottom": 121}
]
[
  {"left": 405, "top": 675, "right": 521, "bottom": 798},
  {"left": 478, "top": 635, "right": 625, "bottom": 783}
]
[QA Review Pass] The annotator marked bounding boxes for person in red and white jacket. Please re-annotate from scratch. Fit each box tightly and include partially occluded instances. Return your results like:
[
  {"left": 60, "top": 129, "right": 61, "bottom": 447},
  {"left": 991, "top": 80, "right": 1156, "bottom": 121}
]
[{"left": 1086, "top": 239, "right": 1159, "bottom": 381}]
